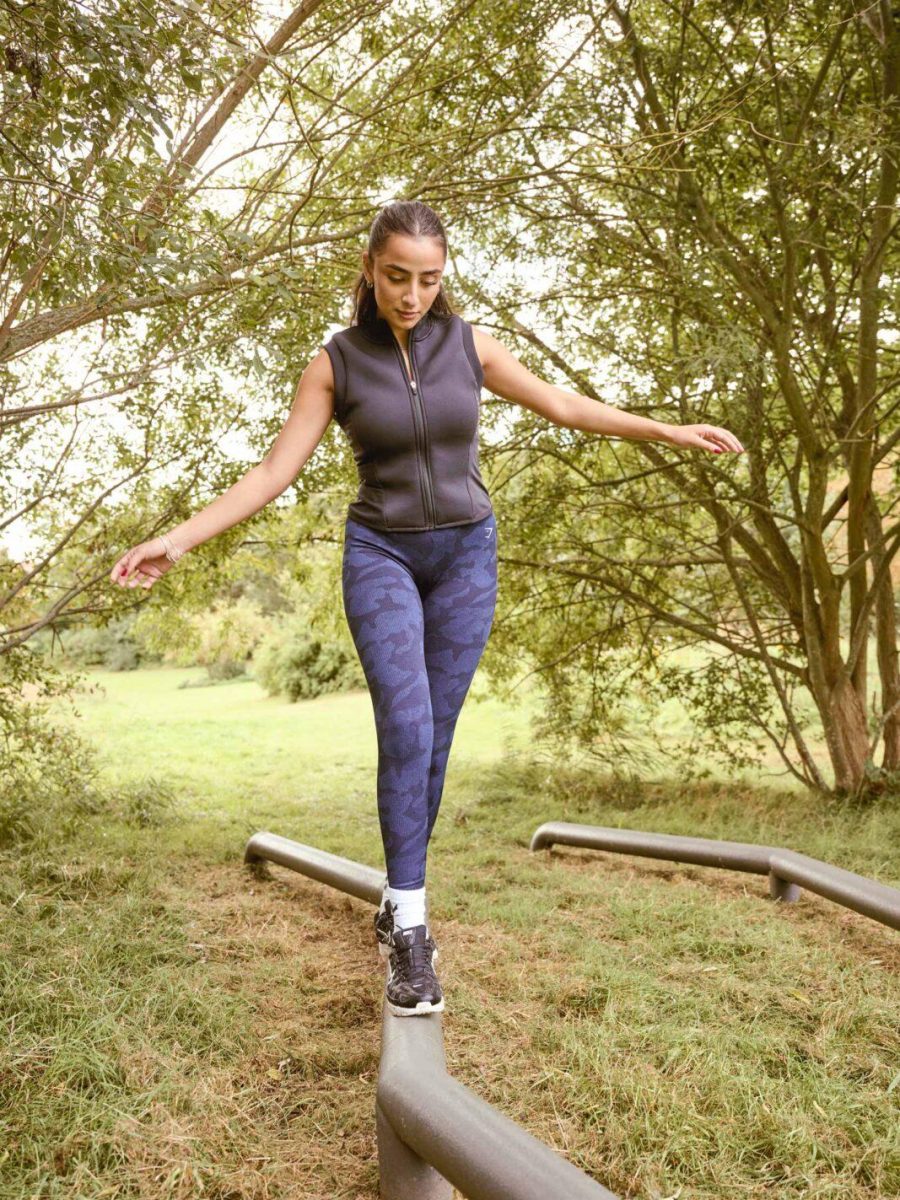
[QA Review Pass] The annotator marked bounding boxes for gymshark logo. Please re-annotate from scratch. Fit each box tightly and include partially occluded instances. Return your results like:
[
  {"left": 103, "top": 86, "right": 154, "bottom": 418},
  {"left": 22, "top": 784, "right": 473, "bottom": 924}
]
[{"left": 485, "top": 527, "right": 494, "bottom": 537}]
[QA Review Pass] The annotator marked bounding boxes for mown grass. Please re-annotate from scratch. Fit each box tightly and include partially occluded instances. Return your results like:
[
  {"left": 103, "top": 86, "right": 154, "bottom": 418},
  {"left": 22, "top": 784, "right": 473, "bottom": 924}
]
[{"left": 1, "top": 666, "right": 897, "bottom": 1199}]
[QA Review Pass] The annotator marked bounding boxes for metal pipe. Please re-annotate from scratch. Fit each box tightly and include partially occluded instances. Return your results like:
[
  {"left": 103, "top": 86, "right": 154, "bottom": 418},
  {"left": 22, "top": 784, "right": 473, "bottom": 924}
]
[
  {"left": 244, "top": 830, "right": 383, "bottom": 905},
  {"left": 377, "top": 998, "right": 618, "bottom": 1200},
  {"left": 529, "top": 822, "right": 900, "bottom": 931},
  {"left": 770, "top": 848, "right": 899, "bottom": 929},
  {"left": 375, "top": 1003, "right": 453, "bottom": 1199},
  {"left": 243, "top": 830, "right": 623, "bottom": 1199},
  {"left": 530, "top": 823, "right": 774, "bottom": 873}
]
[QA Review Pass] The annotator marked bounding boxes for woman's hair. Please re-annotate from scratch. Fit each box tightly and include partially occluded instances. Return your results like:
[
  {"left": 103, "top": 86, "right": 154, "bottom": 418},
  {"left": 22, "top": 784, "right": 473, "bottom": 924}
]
[{"left": 351, "top": 200, "right": 455, "bottom": 327}]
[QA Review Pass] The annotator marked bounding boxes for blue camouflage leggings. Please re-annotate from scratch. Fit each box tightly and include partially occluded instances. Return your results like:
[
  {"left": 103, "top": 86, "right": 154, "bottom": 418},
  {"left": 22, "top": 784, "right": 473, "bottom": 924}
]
[{"left": 342, "top": 511, "right": 498, "bottom": 889}]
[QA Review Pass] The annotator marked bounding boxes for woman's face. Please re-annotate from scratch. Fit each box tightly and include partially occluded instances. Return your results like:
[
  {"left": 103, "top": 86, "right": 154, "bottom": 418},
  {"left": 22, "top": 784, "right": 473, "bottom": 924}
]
[{"left": 364, "top": 234, "right": 445, "bottom": 332}]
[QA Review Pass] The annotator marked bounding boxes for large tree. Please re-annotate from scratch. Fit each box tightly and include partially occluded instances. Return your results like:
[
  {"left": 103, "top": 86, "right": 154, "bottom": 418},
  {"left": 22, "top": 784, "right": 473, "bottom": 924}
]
[{"left": 453, "top": 0, "right": 900, "bottom": 797}]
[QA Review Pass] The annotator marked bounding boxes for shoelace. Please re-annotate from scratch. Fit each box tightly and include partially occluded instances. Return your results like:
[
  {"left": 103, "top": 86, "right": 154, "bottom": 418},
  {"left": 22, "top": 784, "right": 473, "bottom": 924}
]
[{"left": 390, "top": 937, "right": 436, "bottom": 984}]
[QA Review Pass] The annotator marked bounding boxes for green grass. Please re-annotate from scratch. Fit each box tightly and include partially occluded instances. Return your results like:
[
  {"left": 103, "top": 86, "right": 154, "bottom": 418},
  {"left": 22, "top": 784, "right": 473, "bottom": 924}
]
[{"left": 1, "top": 666, "right": 898, "bottom": 1199}]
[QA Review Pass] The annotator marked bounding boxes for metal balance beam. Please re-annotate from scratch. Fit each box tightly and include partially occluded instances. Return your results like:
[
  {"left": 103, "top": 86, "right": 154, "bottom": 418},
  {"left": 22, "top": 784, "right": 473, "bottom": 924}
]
[
  {"left": 244, "top": 831, "right": 619, "bottom": 1200},
  {"left": 529, "top": 822, "right": 900, "bottom": 931}
]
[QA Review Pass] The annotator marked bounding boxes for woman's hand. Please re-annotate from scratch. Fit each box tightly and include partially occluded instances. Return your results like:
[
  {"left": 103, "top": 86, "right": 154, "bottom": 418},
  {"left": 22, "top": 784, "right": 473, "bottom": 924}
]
[
  {"left": 663, "top": 423, "right": 744, "bottom": 454},
  {"left": 109, "top": 537, "right": 178, "bottom": 591}
]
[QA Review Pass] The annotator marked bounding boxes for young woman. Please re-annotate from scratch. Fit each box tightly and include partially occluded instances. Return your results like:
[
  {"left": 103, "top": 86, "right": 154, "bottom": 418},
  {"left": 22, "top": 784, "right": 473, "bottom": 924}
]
[{"left": 110, "top": 200, "right": 744, "bottom": 1017}]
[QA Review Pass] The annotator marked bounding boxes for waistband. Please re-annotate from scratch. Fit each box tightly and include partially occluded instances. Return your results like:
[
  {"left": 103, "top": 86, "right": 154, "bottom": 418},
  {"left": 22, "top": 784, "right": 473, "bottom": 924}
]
[{"left": 345, "top": 510, "right": 494, "bottom": 538}]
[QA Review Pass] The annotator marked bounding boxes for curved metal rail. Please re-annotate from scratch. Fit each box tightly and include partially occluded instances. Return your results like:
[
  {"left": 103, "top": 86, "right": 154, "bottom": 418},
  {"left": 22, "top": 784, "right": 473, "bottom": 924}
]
[
  {"left": 244, "top": 831, "right": 619, "bottom": 1199},
  {"left": 528, "top": 822, "right": 900, "bottom": 931}
]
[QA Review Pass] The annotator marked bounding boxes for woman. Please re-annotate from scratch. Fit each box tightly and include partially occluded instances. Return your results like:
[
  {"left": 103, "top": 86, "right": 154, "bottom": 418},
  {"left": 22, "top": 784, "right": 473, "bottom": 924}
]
[{"left": 111, "top": 199, "right": 744, "bottom": 1018}]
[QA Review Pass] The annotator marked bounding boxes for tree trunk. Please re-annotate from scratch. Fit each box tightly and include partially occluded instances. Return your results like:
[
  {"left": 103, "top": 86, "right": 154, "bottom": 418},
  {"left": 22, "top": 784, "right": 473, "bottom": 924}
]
[
  {"left": 817, "top": 670, "right": 871, "bottom": 793},
  {"left": 866, "top": 503, "right": 900, "bottom": 772}
]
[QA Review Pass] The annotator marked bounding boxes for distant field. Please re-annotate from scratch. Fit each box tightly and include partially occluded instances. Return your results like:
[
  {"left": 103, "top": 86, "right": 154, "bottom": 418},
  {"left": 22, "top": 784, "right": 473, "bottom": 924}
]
[
  {"left": 2, "top": 665, "right": 897, "bottom": 1199},
  {"left": 67, "top": 648, "right": 835, "bottom": 803},
  {"left": 60, "top": 666, "right": 540, "bottom": 860}
]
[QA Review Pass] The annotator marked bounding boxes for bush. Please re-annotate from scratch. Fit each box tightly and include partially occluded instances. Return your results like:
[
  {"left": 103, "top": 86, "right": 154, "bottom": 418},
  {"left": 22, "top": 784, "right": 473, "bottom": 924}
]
[
  {"left": 0, "top": 645, "right": 185, "bottom": 848},
  {"left": 252, "top": 621, "right": 365, "bottom": 701},
  {"left": 42, "top": 613, "right": 159, "bottom": 671},
  {"left": 0, "top": 694, "right": 110, "bottom": 850},
  {"left": 0, "top": 648, "right": 110, "bottom": 848},
  {"left": 103, "top": 775, "right": 183, "bottom": 828},
  {"left": 159, "top": 596, "right": 270, "bottom": 680}
]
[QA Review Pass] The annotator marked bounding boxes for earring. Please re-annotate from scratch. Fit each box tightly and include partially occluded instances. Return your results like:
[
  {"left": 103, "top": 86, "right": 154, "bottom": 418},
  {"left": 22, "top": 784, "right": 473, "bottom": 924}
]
[{"left": 366, "top": 278, "right": 373, "bottom": 289}]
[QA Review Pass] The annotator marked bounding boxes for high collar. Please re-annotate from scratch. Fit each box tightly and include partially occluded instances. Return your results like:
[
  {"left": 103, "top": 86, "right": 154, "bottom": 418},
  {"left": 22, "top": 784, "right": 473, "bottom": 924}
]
[{"left": 358, "top": 309, "right": 438, "bottom": 346}]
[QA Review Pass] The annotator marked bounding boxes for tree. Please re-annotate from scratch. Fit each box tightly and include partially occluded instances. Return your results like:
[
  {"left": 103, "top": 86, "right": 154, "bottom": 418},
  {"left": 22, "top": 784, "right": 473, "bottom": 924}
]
[
  {"left": 455, "top": 0, "right": 900, "bottom": 797},
  {"left": 0, "top": 0, "right": 576, "bottom": 805}
]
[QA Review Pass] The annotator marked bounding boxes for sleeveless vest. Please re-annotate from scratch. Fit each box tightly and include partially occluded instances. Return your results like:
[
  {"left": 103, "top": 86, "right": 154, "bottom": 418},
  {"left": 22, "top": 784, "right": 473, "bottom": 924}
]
[{"left": 323, "top": 310, "right": 493, "bottom": 532}]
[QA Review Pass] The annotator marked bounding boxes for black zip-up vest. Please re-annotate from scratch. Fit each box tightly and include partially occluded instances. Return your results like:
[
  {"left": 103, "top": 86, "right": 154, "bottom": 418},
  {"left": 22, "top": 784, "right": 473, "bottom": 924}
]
[{"left": 323, "top": 310, "right": 493, "bottom": 532}]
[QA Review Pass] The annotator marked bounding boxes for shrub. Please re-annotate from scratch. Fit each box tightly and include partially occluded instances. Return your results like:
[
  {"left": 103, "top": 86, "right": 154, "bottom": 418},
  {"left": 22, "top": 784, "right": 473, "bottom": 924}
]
[
  {"left": 252, "top": 621, "right": 365, "bottom": 701},
  {"left": 41, "top": 613, "right": 158, "bottom": 671},
  {"left": 0, "top": 642, "right": 114, "bottom": 848}
]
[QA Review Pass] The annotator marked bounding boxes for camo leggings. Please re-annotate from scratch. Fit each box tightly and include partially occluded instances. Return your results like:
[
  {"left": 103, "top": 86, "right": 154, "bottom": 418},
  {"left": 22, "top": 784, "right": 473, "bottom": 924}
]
[{"left": 342, "top": 511, "right": 498, "bottom": 889}]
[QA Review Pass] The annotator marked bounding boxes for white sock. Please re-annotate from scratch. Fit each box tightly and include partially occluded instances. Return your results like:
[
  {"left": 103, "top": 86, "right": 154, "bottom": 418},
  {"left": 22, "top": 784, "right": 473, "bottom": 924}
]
[{"left": 386, "top": 883, "right": 427, "bottom": 931}]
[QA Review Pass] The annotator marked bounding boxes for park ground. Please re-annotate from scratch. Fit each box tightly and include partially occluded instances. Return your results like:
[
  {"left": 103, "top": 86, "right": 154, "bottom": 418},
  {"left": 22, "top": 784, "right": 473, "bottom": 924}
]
[{"left": 1, "top": 665, "right": 898, "bottom": 1199}]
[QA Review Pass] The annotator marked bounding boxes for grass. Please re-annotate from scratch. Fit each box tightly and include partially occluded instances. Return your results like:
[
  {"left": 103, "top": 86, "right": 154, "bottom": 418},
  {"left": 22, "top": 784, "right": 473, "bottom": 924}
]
[{"left": 1, "top": 665, "right": 898, "bottom": 1199}]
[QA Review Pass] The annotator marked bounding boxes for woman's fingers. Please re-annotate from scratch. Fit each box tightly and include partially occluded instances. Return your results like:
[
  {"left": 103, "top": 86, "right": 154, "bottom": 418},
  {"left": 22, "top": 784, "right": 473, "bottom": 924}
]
[
  {"left": 125, "top": 569, "right": 154, "bottom": 589},
  {"left": 713, "top": 427, "right": 743, "bottom": 452},
  {"left": 110, "top": 542, "right": 173, "bottom": 589},
  {"left": 693, "top": 425, "right": 744, "bottom": 453},
  {"left": 111, "top": 551, "right": 138, "bottom": 585},
  {"left": 700, "top": 431, "right": 729, "bottom": 453},
  {"left": 111, "top": 545, "right": 149, "bottom": 586},
  {"left": 138, "top": 563, "right": 166, "bottom": 589}
]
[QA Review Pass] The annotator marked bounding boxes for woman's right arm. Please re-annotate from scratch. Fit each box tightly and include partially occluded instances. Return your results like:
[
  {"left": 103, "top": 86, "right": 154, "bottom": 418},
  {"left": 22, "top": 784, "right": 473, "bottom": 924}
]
[{"left": 110, "top": 348, "right": 335, "bottom": 589}]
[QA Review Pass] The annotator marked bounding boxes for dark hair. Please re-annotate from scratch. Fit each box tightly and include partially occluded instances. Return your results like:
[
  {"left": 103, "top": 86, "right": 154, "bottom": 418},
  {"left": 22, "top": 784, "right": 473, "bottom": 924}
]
[{"left": 351, "top": 200, "right": 455, "bottom": 327}]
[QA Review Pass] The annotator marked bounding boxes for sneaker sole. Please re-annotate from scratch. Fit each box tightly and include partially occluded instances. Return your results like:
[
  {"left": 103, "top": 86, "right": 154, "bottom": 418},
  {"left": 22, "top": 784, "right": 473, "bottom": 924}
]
[{"left": 386, "top": 995, "right": 445, "bottom": 1016}]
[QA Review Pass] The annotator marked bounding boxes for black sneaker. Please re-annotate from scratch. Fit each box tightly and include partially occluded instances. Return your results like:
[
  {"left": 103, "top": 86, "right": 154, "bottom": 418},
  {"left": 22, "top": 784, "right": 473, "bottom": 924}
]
[{"left": 385, "top": 924, "right": 444, "bottom": 1016}]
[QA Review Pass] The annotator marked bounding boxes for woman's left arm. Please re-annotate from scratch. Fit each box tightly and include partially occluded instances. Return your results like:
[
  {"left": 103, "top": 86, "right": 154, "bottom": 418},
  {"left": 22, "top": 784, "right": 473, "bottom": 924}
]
[{"left": 473, "top": 327, "right": 744, "bottom": 455}]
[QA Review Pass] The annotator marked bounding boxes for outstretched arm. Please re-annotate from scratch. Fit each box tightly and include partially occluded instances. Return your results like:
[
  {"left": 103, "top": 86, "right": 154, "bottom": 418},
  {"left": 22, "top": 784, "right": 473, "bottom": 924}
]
[
  {"left": 110, "top": 349, "right": 336, "bottom": 590},
  {"left": 472, "top": 327, "right": 744, "bottom": 455}
]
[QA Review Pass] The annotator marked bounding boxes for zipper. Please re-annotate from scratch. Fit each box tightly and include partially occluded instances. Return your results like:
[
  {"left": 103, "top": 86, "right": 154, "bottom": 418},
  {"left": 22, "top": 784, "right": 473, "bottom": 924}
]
[
  {"left": 408, "top": 337, "right": 437, "bottom": 526},
  {"left": 390, "top": 329, "right": 436, "bottom": 526}
]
